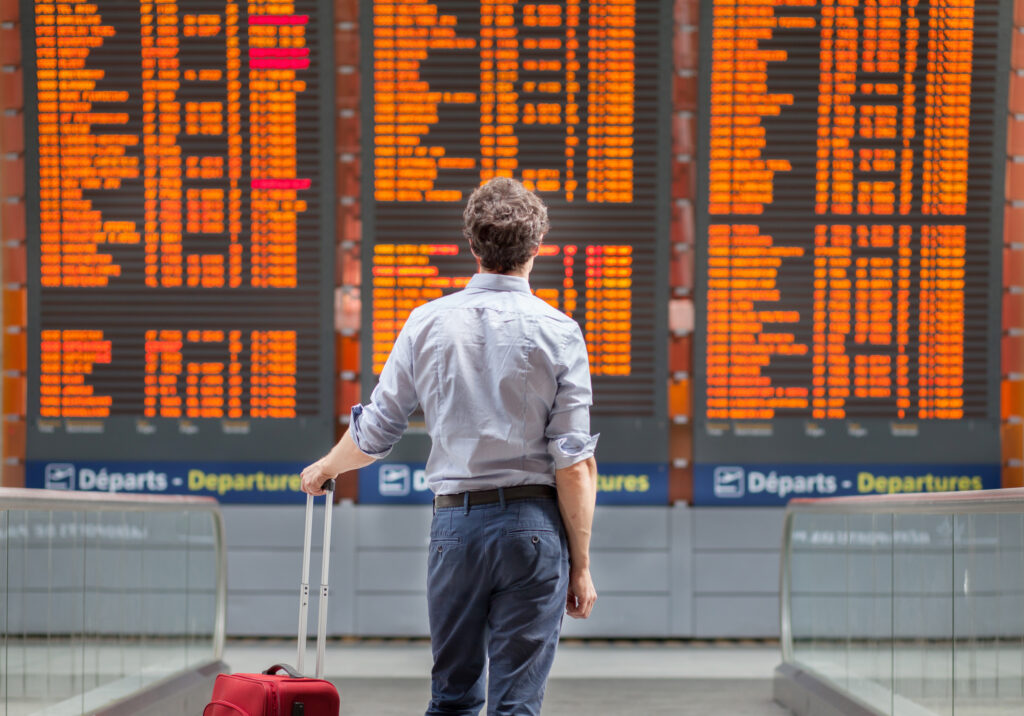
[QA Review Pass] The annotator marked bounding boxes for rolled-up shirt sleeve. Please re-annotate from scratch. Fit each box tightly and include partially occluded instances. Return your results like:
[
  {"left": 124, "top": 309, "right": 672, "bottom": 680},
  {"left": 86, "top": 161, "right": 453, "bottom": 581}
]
[
  {"left": 349, "top": 316, "right": 420, "bottom": 458},
  {"left": 546, "top": 324, "right": 599, "bottom": 469}
]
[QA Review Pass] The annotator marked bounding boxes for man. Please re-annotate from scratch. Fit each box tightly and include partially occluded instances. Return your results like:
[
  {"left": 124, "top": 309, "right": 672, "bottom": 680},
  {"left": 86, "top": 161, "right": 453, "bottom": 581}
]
[{"left": 301, "top": 176, "right": 599, "bottom": 715}]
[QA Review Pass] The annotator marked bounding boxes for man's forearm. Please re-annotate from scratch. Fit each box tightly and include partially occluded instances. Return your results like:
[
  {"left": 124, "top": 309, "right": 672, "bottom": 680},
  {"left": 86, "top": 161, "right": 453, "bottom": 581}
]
[
  {"left": 555, "top": 456, "right": 597, "bottom": 568},
  {"left": 323, "top": 430, "right": 377, "bottom": 475}
]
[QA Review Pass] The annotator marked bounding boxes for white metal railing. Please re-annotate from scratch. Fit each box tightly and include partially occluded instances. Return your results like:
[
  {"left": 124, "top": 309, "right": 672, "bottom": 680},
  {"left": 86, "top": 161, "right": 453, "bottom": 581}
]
[
  {"left": 777, "top": 488, "right": 1024, "bottom": 716},
  {"left": 1, "top": 487, "right": 226, "bottom": 715}
]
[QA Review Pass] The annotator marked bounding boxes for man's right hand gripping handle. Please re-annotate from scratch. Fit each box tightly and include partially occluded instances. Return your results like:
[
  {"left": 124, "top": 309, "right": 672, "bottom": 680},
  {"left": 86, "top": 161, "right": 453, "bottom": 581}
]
[{"left": 555, "top": 456, "right": 598, "bottom": 619}]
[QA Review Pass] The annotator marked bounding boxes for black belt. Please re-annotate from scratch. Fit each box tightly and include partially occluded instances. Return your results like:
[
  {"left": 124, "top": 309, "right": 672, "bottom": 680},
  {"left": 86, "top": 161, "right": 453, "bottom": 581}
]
[{"left": 433, "top": 484, "right": 556, "bottom": 509}]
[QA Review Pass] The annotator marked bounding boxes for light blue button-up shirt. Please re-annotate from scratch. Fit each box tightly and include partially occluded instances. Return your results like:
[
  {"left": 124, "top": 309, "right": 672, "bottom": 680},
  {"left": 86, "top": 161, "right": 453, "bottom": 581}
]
[{"left": 350, "top": 272, "right": 599, "bottom": 495}]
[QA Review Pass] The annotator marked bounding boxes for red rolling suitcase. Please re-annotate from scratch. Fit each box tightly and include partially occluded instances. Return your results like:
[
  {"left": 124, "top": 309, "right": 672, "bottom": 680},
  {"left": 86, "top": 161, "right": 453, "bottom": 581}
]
[{"left": 205, "top": 481, "right": 341, "bottom": 716}]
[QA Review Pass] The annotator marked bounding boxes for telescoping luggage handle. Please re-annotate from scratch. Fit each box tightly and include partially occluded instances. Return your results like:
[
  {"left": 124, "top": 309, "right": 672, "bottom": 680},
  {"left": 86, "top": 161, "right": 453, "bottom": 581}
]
[{"left": 296, "top": 478, "right": 335, "bottom": 680}]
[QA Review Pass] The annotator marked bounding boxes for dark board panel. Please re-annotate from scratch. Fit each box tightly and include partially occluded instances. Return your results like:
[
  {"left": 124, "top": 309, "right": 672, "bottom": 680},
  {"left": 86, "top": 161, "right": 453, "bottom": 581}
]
[
  {"left": 360, "top": 0, "right": 672, "bottom": 465},
  {"left": 692, "top": 0, "right": 1009, "bottom": 502},
  {"left": 22, "top": 0, "right": 336, "bottom": 466}
]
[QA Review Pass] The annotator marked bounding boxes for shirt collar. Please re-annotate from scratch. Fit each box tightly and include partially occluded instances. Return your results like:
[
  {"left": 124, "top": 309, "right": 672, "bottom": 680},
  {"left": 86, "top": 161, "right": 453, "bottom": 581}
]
[{"left": 466, "top": 272, "right": 532, "bottom": 294}]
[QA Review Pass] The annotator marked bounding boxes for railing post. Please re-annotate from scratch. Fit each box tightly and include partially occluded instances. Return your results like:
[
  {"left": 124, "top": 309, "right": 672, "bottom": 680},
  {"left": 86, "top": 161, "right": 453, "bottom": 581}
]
[{"left": 779, "top": 507, "right": 795, "bottom": 664}]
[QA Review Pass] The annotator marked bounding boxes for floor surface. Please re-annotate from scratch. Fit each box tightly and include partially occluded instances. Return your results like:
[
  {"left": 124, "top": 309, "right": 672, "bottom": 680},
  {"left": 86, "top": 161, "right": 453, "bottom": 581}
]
[
  {"left": 225, "top": 640, "right": 792, "bottom": 716},
  {"left": 331, "top": 676, "right": 790, "bottom": 716},
  {"left": 1, "top": 640, "right": 794, "bottom": 715}
]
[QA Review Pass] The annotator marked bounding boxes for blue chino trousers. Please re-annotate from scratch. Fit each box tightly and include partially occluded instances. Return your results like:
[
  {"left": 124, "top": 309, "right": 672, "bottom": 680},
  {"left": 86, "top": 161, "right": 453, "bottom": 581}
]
[{"left": 425, "top": 494, "right": 569, "bottom": 716}]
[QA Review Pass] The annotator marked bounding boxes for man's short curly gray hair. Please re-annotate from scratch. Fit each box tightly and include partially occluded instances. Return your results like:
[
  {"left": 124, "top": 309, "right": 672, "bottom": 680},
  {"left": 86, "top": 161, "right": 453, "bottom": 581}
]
[{"left": 463, "top": 177, "right": 549, "bottom": 274}]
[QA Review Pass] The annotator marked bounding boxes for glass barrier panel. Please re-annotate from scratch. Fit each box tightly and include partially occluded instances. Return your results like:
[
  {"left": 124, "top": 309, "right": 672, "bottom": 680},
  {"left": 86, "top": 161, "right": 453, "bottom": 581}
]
[
  {"left": 790, "top": 512, "right": 851, "bottom": 689},
  {"left": 29, "top": 510, "right": 81, "bottom": 711},
  {"left": 141, "top": 510, "right": 188, "bottom": 681},
  {"left": 845, "top": 511, "right": 893, "bottom": 713},
  {"left": 186, "top": 510, "right": 219, "bottom": 669},
  {"left": 3, "top": 510, "right": 24, "bottom": 714},
  {"left": 891, "top": 512, "right": 953, "bottom": 716},
  {"left": 121, "top": 509, "right": 148, "bottom": 696},
  {"left": 84, "top": 510, "right": 114, "bottom": 696},
  {"left": 1, "top": 509, "right": 7, "bottom": 716},
  {"left": 952, "top": 512, "right": 1024, "bottom": 715},
  {"left": 782, "top": 494, "right": 1024, "bottom": 716},
  {"left": 788, "top": 512, "right": 815, "bottom": 671},
  {"left": 0, "top": 497, "right": 223, "bottom": 716},
  {"left": 994, "top": 513, "right": 1024, "bottom": 707},
  {"left": 5, "top": 510, "right": 75, "bottom": 712}
]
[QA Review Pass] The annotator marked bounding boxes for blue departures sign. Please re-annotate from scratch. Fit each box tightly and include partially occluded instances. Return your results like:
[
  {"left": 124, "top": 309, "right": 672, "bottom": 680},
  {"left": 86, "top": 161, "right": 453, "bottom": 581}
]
[
  {"left": 693, "top": 463, "right": 1002, "bottom": 506},
  {"left": 27, "top": 461, "right": 310, "bottom": 504},
  {"left": 28, "top": 460, "right": 670, "bottom": 505}
]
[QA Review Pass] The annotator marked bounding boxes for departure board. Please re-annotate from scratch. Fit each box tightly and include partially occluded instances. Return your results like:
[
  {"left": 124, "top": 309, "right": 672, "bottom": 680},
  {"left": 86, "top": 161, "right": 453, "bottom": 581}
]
[
  {"left": 693, "top": 0, "right": 1009, "bottom": 494},
  {"left": 22, "top": 0, "right": 335, "bottom": 467},
  {"left": 361, "top": 0, "right": 671, "bottom": 464}
]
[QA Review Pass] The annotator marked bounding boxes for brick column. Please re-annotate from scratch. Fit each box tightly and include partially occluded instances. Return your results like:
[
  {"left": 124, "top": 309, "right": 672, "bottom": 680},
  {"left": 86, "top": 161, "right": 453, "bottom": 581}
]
[
  {"left": 1004, "top": 5, "right": 1024, "bottom": 487},
  {"left": 334, "top": 0, "right": 361, "bottom": 500},
  {"left": 668, "top": 0, "right": 698, "bottom": 503},
  {"left": 0, "top": 0, "right": 26, "bottom": 487}
]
